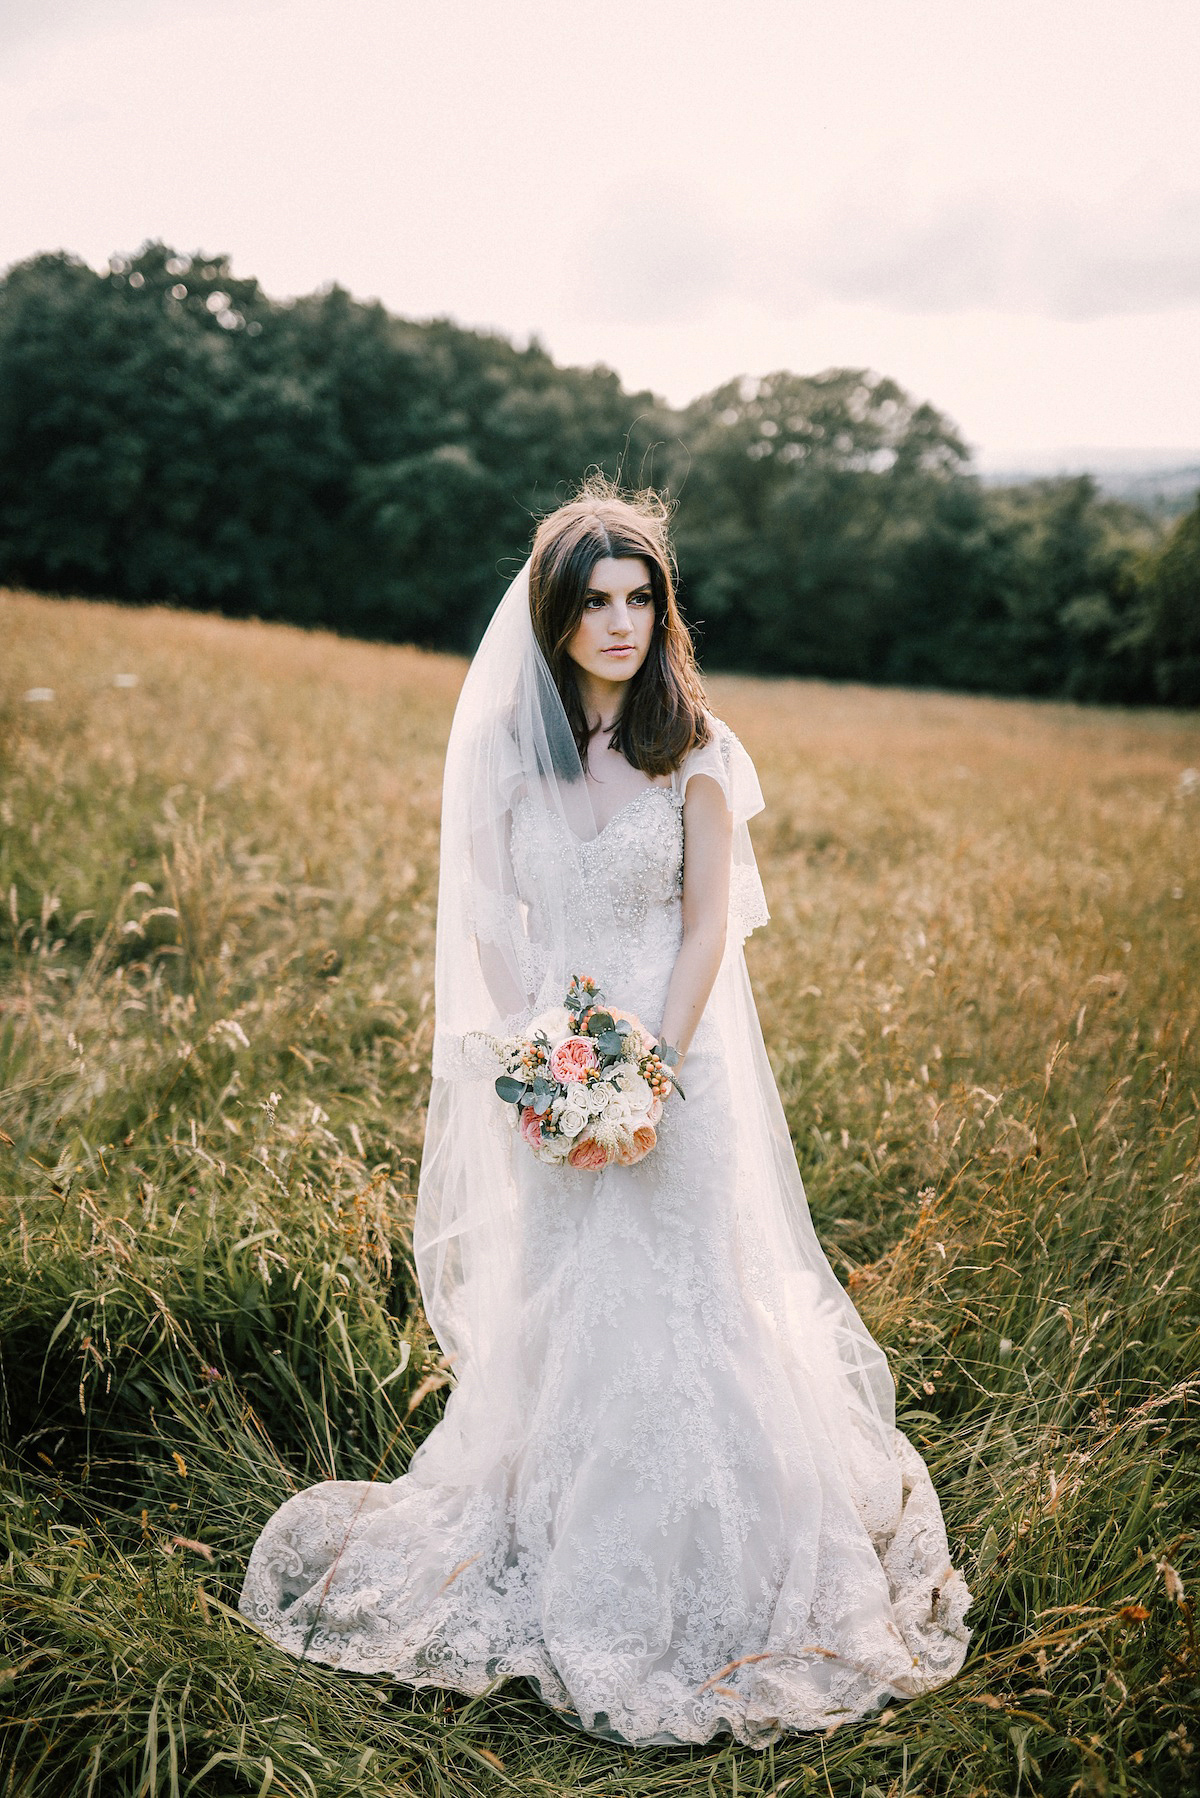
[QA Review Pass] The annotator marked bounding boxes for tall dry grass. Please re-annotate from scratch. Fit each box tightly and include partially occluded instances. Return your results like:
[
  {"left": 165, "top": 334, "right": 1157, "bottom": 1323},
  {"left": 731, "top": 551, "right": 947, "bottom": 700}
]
[{"left": 2, "top": 589, "right": 1198, "bottom": 1797}]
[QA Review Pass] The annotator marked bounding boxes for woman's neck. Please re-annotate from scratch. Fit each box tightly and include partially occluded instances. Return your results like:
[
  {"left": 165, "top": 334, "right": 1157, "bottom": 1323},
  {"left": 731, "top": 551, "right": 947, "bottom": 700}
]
[{"left": 576, "top": 671, "right": 626, "bottom": 735}]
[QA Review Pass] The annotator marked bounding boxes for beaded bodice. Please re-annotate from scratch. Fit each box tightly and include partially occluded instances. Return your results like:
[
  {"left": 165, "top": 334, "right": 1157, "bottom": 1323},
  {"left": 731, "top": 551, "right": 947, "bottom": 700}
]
[{"left": 509, "top": 782, "right": 685, "bottom": 1026}]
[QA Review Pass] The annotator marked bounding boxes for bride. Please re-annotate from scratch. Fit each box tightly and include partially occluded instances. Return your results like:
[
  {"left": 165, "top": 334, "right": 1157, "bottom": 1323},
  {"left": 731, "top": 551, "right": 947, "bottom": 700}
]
[{"left": 239, "top": 479, "right": 971, "bottom": 1745}]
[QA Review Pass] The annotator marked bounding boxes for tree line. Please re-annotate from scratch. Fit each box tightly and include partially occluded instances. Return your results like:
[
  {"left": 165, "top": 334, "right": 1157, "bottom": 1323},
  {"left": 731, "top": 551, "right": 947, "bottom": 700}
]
[{"left": 2, "top": 241, "right": 1196, "bottom": 704}]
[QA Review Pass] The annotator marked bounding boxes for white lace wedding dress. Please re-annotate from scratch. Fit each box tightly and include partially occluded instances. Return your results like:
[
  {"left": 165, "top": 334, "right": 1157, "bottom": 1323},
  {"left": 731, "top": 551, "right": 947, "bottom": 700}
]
[{"left": 239, "top": 748, "right": 971, "bottom": 1746}]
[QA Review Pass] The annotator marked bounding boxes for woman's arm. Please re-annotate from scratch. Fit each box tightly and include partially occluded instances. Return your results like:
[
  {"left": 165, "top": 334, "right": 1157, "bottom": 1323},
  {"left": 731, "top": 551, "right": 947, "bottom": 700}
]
[
  {"left": 656, "top": 772, "right": 733, "bottom": 1071},
  {"left": 470, "top": 810, "right": 533, "bottom": 1020}
]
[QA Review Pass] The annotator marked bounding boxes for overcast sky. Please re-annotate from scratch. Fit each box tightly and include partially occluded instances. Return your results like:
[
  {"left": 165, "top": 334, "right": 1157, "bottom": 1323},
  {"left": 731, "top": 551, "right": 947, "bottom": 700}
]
[{"left": 3, "top": 0, "right": 1198, "bottom": 459}]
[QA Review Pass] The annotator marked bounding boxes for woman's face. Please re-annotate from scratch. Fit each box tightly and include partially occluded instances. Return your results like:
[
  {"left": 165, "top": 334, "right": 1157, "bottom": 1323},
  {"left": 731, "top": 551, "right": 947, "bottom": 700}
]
[{"left": 565, "top": 556, "right": 656, "bottom": 693}]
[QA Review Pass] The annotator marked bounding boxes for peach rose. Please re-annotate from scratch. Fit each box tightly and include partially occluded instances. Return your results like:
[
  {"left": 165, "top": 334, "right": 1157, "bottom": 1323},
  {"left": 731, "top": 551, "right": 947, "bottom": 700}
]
[
  {"left": 567, "top": 1135, "right": 611, "bottom": 1170},
  {"left": 549, "top": 1035, "right": 598, "bottom": 1084},
  {"left": 518, "top": 1106, "right": 544, "bottom": 1149},
  {"left": 615, "top": 1123, "right": 657, "bottom": 1165}
]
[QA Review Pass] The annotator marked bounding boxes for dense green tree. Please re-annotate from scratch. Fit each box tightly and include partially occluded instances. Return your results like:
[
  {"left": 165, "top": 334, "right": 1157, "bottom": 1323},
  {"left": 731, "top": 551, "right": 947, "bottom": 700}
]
[
  {"left": 0, "top": 244, "right": 336, "bottom": 618},
  {"left": 0, "top": 241, "right": 1182, "bottom": 704},
  {"left": 1138, "top": 493, "right": 1200, "bottom": 704},
  {"left": 880, "top": 478, "right": 1030, "bottom": 692},
  {"left": 974, "top": 478, "right": 1156, "bottom": 700},
  {"left": 0, "top": 242, "right": 665, "bottom": 645},
  {"left": 669, "top": 370, "right": 970, "bottom": 678}
]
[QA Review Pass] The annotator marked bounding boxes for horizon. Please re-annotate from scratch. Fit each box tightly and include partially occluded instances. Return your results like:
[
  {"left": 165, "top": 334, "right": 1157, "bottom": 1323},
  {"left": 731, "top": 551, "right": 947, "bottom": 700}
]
[
  {"left": 2, "top": 0, "right": 1198, "bottom": 462},
  {"left": 8, "top": 237, "right": 1199, "bottom": 478}
]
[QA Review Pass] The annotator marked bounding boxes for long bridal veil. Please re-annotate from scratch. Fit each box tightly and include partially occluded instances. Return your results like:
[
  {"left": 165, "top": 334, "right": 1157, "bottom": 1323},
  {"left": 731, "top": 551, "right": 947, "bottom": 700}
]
[
  {"left": 239, "top": 553, "right": 971, "bottom": 1731},
  {"left": 412, "top": 558, "right": 945, "bottom": 1588}
]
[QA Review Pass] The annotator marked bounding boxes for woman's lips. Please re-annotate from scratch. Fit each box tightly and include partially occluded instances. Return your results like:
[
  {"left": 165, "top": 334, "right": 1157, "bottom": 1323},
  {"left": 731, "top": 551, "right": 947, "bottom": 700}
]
[{"left": 603, "top": 646, "right": 634, "bottom": 656}]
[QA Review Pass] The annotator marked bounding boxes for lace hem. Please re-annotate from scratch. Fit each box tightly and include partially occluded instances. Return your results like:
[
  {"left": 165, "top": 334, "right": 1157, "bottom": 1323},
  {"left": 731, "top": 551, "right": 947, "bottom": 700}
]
[{"left": 238, "top": 1426, "right": 970, "bottom": 1748}]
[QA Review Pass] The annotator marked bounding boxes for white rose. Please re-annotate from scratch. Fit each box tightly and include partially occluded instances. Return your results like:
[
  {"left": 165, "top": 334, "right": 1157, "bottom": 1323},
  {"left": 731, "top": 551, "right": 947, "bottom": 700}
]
[
  {"left": 556, "top": 1104, "right": 588, "bottom": 1139},
  {"left": 601, "top": 1090, "right": 636, "bottom": 1130},
  {"left": 617, "top": 1072, "right": 652, "bottom": 1112},
  {"left": 529, "top": 1005, "right": 571, "bottom": 1044}
]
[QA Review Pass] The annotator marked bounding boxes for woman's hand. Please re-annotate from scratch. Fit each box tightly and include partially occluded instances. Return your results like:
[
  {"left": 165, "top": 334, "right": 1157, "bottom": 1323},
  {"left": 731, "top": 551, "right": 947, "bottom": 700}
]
[{"left": 653, "top": 1036, "right": 686, "bottom": 1102}]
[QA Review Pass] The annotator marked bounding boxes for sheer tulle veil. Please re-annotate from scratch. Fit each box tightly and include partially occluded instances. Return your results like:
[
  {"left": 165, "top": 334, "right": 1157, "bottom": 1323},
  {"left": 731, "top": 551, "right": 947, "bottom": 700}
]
[
  {"left": 411, "top": 557, "right": 904, "bottom": 1527},
  {"left": 236, "top": 550, "right": 969, "bottom": 1735}
]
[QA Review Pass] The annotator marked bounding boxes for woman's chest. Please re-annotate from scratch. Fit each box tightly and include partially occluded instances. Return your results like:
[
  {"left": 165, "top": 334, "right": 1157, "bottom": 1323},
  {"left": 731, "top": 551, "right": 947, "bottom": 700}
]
[{"left": 511, "top": 786, "right": 685, "bottom": 930}]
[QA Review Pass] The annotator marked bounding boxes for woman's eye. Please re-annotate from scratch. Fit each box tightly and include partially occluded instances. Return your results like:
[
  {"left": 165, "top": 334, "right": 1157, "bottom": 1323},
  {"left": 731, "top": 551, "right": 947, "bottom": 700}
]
[{"left": 630, "top": 593, "right": 652, "bottom": 606}]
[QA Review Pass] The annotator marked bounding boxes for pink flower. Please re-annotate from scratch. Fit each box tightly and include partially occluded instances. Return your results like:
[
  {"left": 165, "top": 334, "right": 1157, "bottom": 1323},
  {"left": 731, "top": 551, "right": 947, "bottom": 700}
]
[
  {"left": 567, "top": 1135, "right": 611, "bottom": 1170},
  {"left": 518, "top": 1106, "right": 544, "bottom": 1149},
  {"left": 616, "top": 1123, "right": 657, "bottom": 1165},
  {"left": 633, "top": 1122, "right": 657, "bottom": 1156},
  {"left": 549, "top": 1035, "right": 599, "bottom": 1084}
]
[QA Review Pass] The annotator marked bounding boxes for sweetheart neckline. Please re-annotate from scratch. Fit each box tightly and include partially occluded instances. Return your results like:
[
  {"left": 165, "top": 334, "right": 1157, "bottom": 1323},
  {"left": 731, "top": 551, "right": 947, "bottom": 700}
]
[
  {"left": 511, "top": 782, "right": 682, "bottom": 848},
  {"left": 574, "top": 782, "right": 682, "bottom": 844}
]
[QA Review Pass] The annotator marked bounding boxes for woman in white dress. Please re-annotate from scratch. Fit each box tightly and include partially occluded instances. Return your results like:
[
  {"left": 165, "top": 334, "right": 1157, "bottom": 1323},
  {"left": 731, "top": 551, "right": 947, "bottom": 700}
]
[{"left": 239, "top": 480, "right": 971, "bottom": 1746}]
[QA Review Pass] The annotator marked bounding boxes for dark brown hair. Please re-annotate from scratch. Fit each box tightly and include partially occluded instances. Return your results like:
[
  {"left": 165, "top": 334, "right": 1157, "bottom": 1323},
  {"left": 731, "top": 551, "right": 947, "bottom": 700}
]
[{"left": 528, "top": 475, "right": 710, "bottom": 777}]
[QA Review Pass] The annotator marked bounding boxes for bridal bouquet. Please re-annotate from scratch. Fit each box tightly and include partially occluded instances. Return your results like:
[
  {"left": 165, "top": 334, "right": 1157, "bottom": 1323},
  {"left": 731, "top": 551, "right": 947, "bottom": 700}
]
[{"left": 480, "top": 974, "right": 682, "bottom": 1169}]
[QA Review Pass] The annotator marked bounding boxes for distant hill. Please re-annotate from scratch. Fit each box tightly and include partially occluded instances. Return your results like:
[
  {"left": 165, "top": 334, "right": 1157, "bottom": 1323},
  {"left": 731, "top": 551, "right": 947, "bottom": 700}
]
[{"left": 977, "top": 448, "right": 1200, "bottom": 518}]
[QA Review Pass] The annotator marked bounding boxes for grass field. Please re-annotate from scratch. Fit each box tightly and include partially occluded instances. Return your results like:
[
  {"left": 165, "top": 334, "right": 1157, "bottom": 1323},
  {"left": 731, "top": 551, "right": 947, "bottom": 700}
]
[{"left": 2, "top": 588, "right": 1198, "bottom": 1798}]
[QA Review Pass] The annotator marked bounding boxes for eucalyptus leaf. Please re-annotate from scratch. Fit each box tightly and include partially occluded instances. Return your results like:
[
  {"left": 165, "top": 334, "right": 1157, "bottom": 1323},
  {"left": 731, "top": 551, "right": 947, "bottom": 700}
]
[
  {"left": 533, "top": 1091, "right": 554, "bottom": 1115},
  {"left": 585, "top": 1010, "right": 614, "bottom": 1037},
  {"left": 495, "top": 1075, "right": 525, "bottom": 1103}
]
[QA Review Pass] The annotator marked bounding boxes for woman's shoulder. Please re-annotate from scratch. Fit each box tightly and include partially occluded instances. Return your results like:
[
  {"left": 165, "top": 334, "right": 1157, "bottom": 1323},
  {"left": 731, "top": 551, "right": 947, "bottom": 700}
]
[
  {"left": 678, "top": 711, "right": 764, "bottom": 823},
  {"left": 701, "top": 708, "right": 745, "bottom": 751},
  {"left": 683, "top": 710, "right": 747, "bottom": 773},
  {"left": 677, "top": 714, "right": 723, "bottom": 780}
]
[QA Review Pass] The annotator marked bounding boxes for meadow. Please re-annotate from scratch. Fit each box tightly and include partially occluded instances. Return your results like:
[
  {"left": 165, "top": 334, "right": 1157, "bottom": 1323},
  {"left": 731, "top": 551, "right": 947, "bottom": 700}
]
[{"left": 1, "top": 589, "right": 1198, "bottom": 1798}]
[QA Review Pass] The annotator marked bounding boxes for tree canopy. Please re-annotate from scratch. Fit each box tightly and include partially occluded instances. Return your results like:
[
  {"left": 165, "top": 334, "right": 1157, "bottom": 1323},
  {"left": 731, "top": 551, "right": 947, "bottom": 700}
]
[{"left": 1, "top": 241, "right": 1193, "bottom": 703}]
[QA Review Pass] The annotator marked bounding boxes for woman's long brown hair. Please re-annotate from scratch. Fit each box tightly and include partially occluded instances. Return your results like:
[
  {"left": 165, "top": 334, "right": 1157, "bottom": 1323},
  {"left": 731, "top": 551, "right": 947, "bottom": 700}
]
[{"left": 528, "top": 475, "right": 710, "bottom": 778}]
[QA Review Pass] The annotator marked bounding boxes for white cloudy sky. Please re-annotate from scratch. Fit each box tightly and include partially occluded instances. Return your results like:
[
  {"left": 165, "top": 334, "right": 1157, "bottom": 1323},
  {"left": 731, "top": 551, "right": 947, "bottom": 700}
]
[{"left": 3, "top": 0, "right": 1199, "bottom": 459}]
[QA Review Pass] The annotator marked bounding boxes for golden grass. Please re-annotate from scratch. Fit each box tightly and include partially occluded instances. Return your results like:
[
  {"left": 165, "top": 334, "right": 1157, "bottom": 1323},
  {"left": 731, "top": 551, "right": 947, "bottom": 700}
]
[{"left": 2, "top": 588, "right": 1199, "bottom": 1797}]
